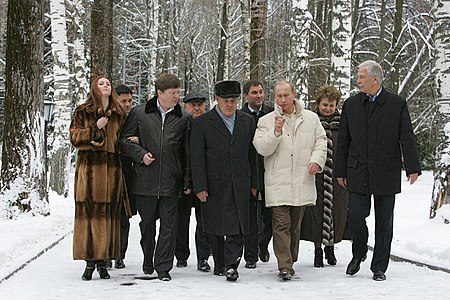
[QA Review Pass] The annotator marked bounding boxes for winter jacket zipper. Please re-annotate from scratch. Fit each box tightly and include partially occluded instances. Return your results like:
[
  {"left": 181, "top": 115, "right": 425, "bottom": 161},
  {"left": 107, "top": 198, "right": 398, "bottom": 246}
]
[{"left": 157, "top": 117, "right": 165, "bottom": 199}]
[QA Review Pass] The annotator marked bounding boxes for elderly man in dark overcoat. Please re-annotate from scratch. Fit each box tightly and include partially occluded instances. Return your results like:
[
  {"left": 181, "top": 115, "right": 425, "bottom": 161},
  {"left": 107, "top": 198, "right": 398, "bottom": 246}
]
[
  {"left": 335, "top": 60, "right": 421, "bottom": 282},
  {"left": 190, "top": 80, "right": 256, "bottom": 282}
]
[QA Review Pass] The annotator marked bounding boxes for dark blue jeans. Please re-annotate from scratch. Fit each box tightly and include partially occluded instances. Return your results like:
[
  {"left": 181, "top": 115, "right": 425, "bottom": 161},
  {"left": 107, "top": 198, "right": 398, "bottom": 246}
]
[{"left": 348, "top": 192, "right": 395, "bottom": 273}]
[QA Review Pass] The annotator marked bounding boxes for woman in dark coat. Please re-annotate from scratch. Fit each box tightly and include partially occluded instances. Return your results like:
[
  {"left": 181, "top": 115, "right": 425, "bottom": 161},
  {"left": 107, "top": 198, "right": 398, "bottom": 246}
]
[
  {"left": 301, "top": 85, "right": 349, "bottom": 267},
  {"left": 70, "top": 76, "right": 130, "bottom": 281}
]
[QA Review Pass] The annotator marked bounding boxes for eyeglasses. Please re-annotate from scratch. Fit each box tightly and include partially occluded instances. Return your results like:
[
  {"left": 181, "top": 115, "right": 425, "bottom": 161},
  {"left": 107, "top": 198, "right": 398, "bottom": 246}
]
[{"left": 164, "top": 90, "right": 181, "bottom": 96}]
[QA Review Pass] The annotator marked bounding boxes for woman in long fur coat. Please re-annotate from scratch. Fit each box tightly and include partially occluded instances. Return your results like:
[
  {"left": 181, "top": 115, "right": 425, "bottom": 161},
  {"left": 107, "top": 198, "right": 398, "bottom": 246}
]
[
  {"left": 300, "top": 85, "right": 349, "bottom": 268},
  {"left": 70, "top": 76, "right": 130, "bottom": 281}
]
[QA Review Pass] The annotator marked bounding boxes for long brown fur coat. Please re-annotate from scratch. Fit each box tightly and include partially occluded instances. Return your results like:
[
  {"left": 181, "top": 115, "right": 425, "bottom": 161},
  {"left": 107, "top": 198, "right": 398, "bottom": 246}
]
[{"left": 70, "top": 102, "right": 131, "bottom": 260}]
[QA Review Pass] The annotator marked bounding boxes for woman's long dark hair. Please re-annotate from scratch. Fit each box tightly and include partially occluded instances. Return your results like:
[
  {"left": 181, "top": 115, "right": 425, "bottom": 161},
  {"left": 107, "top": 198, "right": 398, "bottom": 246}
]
[{"left": 87, "top": 76, "right": 124, "bottom": 115}]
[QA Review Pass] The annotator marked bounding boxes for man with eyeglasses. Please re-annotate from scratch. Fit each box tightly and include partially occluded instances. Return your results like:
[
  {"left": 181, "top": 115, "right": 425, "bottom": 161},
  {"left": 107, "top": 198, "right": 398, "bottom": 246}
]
[
  {"left": 120, "top": 73, "right": 190, "bottom": 282},
  {"left": 190, "top": 80, "right": 257, "bottom": 282}
]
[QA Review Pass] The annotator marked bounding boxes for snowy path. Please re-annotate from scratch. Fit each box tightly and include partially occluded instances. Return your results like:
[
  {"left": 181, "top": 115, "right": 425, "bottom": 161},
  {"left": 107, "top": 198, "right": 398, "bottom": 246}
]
[{"left": 0, "top": 216, "right": 449, "bottom": 300}]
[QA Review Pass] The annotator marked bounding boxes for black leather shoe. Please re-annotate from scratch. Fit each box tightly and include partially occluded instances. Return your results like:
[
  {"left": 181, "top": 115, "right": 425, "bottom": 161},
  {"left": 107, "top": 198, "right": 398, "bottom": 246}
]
[
  {"left": 176, "top": 260, "right": 187, "bottom": 268},
  {"left": 245, "top": 261, "right": 257, "bottom": 269},
  {"left": 346, "top": 255, "right": 367, "bottom": 275},
  {"left": 314, "top": 248, "right": 324, "bottom": 268},
  {"left": 158, "top": 271, "right": 172, "bottom": 281},
  {"left": 197, "top": 259, "right": 211, "bottom": 272},
  {"left": 213, "top": 267, "right": 225, "bottom": 276},
  {"left": 373, "top": 271, "right": 386, "bottom": 281},
  {"left": 97, "top": 267, "right": 110, "bottom": 279},
  {"left": 81, "top": 267, "right": 94, "bottom": 281},
  {"left": 225, "top": 268, "right": 239, "bottom": 281},
  {"left": 278, "top": 271, "right": 292, "bottom": 281},
  {"left": 143, "top": 266, "right": 154, "bottom": 275},
  {"left": 324, "top": 246, "right": 337, "bottom": 265},
  {"left": 259, "top": 249, "right": 270, "bottom": 262},
  {"left": 115, "top": 258, "right": 125, "bottom": 269}
]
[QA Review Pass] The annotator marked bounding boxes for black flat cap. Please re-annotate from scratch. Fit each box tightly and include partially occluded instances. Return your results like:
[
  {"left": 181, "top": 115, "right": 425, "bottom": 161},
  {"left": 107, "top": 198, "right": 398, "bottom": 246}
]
[
  {"left": 183, "top": 92, "right": 206, "bottom": 103},
  {"left": 215, "top": 80, "right": 241, "bottom": 98}
]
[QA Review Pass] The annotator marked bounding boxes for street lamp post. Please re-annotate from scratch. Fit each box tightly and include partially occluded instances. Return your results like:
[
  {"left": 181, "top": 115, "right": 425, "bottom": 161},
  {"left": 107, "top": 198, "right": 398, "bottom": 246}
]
[{"left": 44, "top": 97, "right": 55, "bottom": 175}]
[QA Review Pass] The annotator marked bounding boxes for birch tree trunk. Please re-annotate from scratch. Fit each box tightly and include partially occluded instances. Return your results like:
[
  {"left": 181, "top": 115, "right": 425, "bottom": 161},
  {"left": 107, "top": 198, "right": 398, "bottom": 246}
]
[
  {"left": 389, "top": 0, "right": 404, "bottom": 92},
  {"left": 290, "top": 0, "right": 311, "bottom": 106},
  {"left": 250, "top": 0, "right": 267, "bottom": 82},
  {"left": 329, "top": 0, "right": 352, "bottom": 100},
  {"left": 170, "top": 0, "right": 180, "bottom": 75},
  {"left": 378, "top": 0, "right": 388, "bottom": 63},
  {"left": 430, "top": 0, "right": 450, "bottom": 218},
  {"left": 240, "top": 0, "right": 251, "bottom": 82},
  {"left": 158, "top": 0, "right": 170, "bottom": 73},
  {"left": 48, "top": 0, "right": 71, "bottom": 197},
  {"left": 67, "top": 0, "right": 88, "bottom": 106},
  {"left": 90, "top": 0, "right": 113, "bottom": 78},
  {"left": 146, "top": 0, "right": 159, "bottom": 98},
  {"left": 0, "top": 0, "right": 48, "bottom": 219}
]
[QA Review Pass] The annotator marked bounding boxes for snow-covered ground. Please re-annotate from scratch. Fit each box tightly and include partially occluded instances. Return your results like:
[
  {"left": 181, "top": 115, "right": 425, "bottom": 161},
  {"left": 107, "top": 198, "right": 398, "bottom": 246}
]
[{"left": 0, "top": 171, "right": 449, "bottom": 299}]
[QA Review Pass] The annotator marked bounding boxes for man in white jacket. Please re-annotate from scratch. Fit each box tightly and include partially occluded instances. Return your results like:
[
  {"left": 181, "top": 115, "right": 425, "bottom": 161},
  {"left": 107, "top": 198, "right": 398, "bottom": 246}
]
[{"left": 253, "top": 80, "right": 327, "bottom": 280}]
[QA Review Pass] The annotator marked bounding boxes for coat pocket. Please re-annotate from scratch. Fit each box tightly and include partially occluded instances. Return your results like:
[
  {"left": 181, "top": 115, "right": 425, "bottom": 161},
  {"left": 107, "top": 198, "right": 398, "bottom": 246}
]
[
  {"left": 347, "top": 156, "right": 359, "bottom": 168},
  {"left": 385, "top": 156, "right": 401, "bottom": 170}
]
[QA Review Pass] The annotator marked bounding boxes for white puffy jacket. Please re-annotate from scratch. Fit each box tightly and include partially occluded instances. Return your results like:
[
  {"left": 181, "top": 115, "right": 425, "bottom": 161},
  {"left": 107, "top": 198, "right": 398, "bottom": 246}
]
[{"left": 253, "top": 100, "right": 327, "bottom": 207}]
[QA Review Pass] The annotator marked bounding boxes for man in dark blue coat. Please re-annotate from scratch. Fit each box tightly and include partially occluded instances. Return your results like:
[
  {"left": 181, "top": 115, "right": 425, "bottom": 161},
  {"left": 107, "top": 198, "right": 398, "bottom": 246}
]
[
  {"left": 191, "top": 80, "right": 256, "bottom": 281},
  {"left": 335, "top": 60, "right": 421, "bottom": 281},
  {"left": 240, "top": 79, "right": 273, "bottom": 268}
]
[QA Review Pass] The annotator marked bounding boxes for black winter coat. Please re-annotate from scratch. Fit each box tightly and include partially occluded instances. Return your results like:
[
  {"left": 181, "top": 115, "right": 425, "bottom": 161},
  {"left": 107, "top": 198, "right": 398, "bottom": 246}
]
[
  {"left": 119, "top": 96, "right": 190, "bottom": 198},
  {"left": 335, "top": 88, "right": 421, "bottom": 195},
  {"left": 191, "top": 108, "right": 256, "bottom": 236}
]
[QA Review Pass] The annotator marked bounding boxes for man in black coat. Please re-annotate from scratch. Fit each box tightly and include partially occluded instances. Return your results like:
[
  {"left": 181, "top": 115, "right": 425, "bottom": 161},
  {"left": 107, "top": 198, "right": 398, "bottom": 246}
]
[
  {"left": 240, "top": 79, "right": 273, "bottom": 268},
  {"left": 115, "top": 84, "right": 137, "bottom": 269},
  {"left": 120, "top": 73, "right": 190, "bottom": 281},
  {"left": 175, "top": 92, "right": 211, "bottom": 272},
  {"left": 191, "top": 80, "right": 256, "bottom": 281},
  {"left": 335, "top": 60, "right": 421, "bottom": 281}
]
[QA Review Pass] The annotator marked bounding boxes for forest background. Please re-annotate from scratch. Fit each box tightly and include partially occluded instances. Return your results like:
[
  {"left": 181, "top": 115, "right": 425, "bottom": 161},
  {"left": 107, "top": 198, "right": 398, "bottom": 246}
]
[{"left": 0, "top": 0, "right": 449, "bottom": 220}]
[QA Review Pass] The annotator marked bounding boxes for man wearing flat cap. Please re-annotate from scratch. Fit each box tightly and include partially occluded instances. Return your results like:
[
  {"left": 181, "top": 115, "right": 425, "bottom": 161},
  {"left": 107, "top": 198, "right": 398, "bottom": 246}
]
[
  {"left": 175, "top": 92, "right": 212, "bottom": 273},
  {"left": 190, "top": 80, "right": 257, "bottom": 282}
]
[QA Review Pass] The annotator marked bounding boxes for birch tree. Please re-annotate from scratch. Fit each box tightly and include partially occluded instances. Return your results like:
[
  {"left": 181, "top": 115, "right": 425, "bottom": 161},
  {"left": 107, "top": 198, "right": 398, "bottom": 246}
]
[
  {"left": 67, "top": 0, "right": 88, "bottom": 105},
  {"left": 146, "top": 0, "right": 159, "bottom": 98},
  {"left": 430, "top": 0, "right": 450, "bottom": 218},
  {"left": 0, "top": 0, "right": 48, "bottom": 218},
  {"left": 240, "top": 0, "right": 251, "bottom": 81},
  {"left": 290, "top": 0, "right": 311, "bottom": 105},
  {"left": 48, "top": 0, "right": 71, "bottom": 196},
  {"left": 329, "top": 0, "right": 352, "bottom": 100}
]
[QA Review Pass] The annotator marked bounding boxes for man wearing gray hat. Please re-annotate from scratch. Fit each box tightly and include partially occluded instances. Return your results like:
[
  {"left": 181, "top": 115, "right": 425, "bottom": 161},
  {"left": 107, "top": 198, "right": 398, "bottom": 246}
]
[
  {"left": 190, "top": 80, "right": 257, "bottom": 281},
  {"left": 175, "top": 92, "right": 211, "bottom": 272}
]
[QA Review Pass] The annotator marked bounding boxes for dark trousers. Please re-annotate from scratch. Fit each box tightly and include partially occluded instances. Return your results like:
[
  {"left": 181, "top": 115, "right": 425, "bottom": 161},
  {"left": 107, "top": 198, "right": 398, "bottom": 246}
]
[
  {"left": 119, "top": 204, "right": 130, "bottom": 259},
  {"left": 175, "top": 193, "right": 210, "bottom": 262},
  {"left": 243, "top": 192, "right": 272, "bottom": 262},
  {"left": 135, "top": 195, "right": 178, "bottom": 274},
  {"left": 243, "top": 197, "right": 258, "bottom": 262},
  {"left": 210, "top": 234, "right": 244, "bottom": 270},
  {"left": 257, "top": 193, "right": 272, "bottom": 251},
  {"left": 348, "top": 192, "right": 395, "bottom": 273}
]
